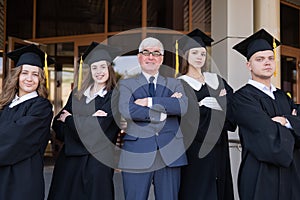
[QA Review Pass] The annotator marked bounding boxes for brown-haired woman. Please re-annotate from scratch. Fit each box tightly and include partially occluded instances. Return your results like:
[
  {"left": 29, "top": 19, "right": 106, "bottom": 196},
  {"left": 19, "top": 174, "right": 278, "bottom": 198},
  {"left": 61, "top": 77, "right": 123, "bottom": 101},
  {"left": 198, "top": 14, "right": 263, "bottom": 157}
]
[
  {"left": 177, "top": 29, "right": 236, "bottom": 200},
  {"left": 0, "top": 44, "right": 54, "bottom": 200},
  {"left": 48, "top": 42, "right": 121, "bottom": 200}
]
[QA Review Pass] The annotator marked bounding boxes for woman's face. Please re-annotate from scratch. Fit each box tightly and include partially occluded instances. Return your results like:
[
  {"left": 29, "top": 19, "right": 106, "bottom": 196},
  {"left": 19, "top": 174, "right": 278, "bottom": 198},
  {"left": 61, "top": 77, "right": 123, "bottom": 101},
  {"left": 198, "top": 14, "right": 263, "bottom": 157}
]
[
  {"left": 18, "top": 64, "right": 40, "bottom": 97},
  {"left": 188, "top": 47, "right": 207, "bottom": 69},
  {"left": 90, "top": 60, "right": 109, "bottom": 86}
]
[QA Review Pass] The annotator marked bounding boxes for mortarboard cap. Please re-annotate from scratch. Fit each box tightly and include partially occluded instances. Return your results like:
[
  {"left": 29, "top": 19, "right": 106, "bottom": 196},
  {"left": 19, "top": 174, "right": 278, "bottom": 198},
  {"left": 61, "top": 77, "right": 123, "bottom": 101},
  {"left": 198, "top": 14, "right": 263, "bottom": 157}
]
[
  {"left": 232, "top": 28, "right": 281, "bottom": 60},
  {"left": 6, "top": 44, "right": 55, "bottom": 68},
  {"left": 83, "top": 42, "right": 122, "bottom": 65},
  {"left": 178, "top": 28, "right": 214, "bottom": 52}
]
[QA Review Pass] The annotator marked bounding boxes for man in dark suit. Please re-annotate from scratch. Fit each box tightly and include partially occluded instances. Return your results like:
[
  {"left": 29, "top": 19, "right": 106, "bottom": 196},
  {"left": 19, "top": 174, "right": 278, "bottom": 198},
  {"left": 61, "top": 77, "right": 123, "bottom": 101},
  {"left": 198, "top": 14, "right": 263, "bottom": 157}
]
[{"left": 118, "top": 37, "right": 188, "bottom": 200}]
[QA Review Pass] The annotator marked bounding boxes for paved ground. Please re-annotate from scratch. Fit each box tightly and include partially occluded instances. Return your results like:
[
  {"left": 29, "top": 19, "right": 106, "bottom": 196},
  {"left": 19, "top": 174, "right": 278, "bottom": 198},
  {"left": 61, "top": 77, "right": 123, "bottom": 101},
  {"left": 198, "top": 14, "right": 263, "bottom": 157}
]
[{"left": 44, "top": 165, "right": 154, "bottom": 200}]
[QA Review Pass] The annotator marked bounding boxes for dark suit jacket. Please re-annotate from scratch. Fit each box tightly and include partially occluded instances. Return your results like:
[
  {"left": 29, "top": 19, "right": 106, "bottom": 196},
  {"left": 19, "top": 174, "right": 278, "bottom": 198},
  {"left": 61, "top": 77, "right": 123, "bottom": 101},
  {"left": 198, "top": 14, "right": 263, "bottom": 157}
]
[{"left": 118, "top": 73, "right": 188, "bottom": 169}]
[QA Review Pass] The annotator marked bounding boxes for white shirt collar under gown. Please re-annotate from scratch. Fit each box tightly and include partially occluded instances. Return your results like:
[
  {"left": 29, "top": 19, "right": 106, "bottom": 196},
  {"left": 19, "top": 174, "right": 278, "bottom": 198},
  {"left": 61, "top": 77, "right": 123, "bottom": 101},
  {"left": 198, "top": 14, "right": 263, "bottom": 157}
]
[
  {"left": 9, "top": 91, "right": 38, "bottom": 108},
  {"left": 178, "top": 72, "right": 219, "bottom": 91},
  {"left": 248, "top": 79, "right": 277, "bottom": 99},
  {"left": 84, "top": 85, "right": 107, "bottom": 104}
]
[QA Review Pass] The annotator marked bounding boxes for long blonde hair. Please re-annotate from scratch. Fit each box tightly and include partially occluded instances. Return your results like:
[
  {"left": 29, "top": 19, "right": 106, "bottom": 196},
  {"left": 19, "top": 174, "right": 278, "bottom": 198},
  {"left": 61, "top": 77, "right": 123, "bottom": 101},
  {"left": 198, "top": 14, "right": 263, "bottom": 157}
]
[
  {"left": 0, "top": 66, "right": 48, "bottom": 109},
  {"left": 75, "top": 61, "right": 117, "bottom": 100}
]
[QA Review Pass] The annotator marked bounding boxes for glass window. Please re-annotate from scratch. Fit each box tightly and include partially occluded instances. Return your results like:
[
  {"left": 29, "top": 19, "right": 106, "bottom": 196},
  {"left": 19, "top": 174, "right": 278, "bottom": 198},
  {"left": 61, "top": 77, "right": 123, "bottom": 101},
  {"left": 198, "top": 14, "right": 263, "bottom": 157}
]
[
  {"left": 192, "top": 0, "right": 211, "bottom": 32},
  {"left": 147, "top": 0, "right": 186, "bottom": 31},
  {"left": 108, "top": 0, "right": 142, "bottom": 32},
  {"left": 281, "top": 4, "right": 299, "bottom": 48},
  {"left": 36, "top": 1, "right": 105, "bottom": 37},
  {"left": 7, "top": 0, "right": 33, "bottom": 39},
  {"left": 281, "top": 55, "right": 297, "bottom": 102}
]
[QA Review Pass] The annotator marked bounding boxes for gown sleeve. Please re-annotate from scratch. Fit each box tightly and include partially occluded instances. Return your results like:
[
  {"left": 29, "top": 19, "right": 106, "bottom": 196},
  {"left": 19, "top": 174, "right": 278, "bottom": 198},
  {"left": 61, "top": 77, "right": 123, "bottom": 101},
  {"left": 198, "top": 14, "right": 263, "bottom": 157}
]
[{"left": 0, "top": 98, "right": 53, "bottom": 166}]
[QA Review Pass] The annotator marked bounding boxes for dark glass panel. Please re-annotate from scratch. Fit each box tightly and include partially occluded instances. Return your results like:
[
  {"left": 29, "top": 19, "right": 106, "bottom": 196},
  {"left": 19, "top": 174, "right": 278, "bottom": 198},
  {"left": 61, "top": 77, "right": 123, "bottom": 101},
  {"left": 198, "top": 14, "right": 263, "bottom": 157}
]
[
  {"left": 148, "top": 0, "right": 185, "bottom": 31},
  {"left": 36, "top": 0, "right": 105, "bottom": 37},
  {"left": 281, "top": 4, "right": 299, "bottom": 48},
  {"left": 7, "top": 0, "right": 33, "bottom": 39},
  {"left": 281, "top": 55, "right": 297, "bottom": 102},
  {"left": 108, "top": 0, "right": 141, "bottom": 32},
  {"left": 192, "top": 0, "right": 211, "bottom": 32}
]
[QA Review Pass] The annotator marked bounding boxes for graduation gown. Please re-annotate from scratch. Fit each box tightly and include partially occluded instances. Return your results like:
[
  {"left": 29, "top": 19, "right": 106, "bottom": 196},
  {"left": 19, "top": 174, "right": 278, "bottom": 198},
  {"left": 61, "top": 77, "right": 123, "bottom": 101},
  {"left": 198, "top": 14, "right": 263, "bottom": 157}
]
[
  {"left": 48, "top": 89, "right": 120, "bottom": 200},
  {"left": 179, "top": 73, "right": 236, "bottom": 200},
  {"left": 0, "top": 96, "right": 53, "bottom": 200},
  {"left": 233, "top": 84, "right": 300, "bottom": 200}
]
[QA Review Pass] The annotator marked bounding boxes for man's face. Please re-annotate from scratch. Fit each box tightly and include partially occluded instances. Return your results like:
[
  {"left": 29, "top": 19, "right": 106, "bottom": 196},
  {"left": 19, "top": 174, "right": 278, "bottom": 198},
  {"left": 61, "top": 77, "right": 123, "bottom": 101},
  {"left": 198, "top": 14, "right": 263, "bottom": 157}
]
[
  {"left": 138, "top": 47, "right": 163, "bottom": 75},
  {"left": 247, "top": 50, "right": 275, "bottom": 81}
]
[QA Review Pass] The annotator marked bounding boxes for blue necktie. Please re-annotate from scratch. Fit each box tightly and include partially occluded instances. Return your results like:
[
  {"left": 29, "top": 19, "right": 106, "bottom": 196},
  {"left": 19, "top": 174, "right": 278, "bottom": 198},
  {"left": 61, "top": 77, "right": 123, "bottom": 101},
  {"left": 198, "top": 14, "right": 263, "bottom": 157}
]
[{"left": 149, "top": 76, "right": 155, "bottom": 97}]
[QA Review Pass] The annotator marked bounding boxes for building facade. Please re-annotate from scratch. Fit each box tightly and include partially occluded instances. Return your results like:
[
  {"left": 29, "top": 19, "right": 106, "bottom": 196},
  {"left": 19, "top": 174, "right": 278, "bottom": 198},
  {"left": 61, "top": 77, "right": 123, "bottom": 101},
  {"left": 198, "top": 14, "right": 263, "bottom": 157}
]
[{"left": 2, "top": 0, "right": 300, "bottom": 199}]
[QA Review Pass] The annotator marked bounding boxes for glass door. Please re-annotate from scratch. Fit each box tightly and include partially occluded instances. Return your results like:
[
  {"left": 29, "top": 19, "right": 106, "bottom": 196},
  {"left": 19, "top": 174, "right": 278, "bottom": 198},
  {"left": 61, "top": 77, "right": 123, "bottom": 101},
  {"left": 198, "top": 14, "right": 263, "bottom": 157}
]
[{"left": 281, "top": 45, "right": 300, "bottom": 103}]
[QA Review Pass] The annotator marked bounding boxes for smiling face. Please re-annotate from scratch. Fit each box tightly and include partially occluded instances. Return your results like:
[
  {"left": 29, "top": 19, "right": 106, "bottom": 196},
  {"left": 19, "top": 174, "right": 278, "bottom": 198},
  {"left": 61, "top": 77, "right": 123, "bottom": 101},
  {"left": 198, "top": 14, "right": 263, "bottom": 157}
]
[
  {"left": 247, "top": 50, "right": 275, "bottom": 82},
  {"left": 90, "top": 60, "right": 109, "bottom": 87},
  {"left": 18, "top": 64, "right": 40, "bottom": 97},
  {"left": 188, "top": 47, "right": 207, "bottom": 69},
  {"left": 138, "top": 46, "right": 164, "bottom": 75}
]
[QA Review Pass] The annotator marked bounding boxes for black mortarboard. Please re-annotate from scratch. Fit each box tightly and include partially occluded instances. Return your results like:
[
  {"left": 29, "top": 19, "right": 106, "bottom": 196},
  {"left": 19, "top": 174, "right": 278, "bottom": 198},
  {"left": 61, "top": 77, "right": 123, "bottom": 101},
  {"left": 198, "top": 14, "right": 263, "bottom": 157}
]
[
  {"left": 178, "top": 28, "right": 214, "bottom": 52},
  {"left": 232, "top": 28, "right": 281, "bottom": 60},
  {"left": 6, "top": 44, "right": 55, "bottom": 68},
  {"left": 83, "top": 42, "right": 122, "bottom": 65}
]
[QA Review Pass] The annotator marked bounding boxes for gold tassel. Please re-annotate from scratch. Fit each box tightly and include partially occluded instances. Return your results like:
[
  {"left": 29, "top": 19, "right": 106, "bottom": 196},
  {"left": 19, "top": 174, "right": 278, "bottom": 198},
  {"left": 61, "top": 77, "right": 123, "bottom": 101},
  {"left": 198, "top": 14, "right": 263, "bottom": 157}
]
[
  {"left": 287, "top": 92, "right": 292, "bottom": 99},
  {"left": 78, "top": 56, "right": 83, "bottom": 90},
  {"left": 44, "top": 52, "right": 49, "bottom": 90},
  {"left": 175, "top": 40, "right": 179, "bottom": 77},
  {"left": 273, "top": 37, "right": 277, "bottom": 77}
]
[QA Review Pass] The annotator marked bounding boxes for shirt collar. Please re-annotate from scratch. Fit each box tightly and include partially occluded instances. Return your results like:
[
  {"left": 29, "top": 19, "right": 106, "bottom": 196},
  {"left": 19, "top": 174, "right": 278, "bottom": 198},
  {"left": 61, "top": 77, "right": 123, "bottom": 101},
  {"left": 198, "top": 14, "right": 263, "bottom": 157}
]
[
  {"left": 248, "top": 79, "right": 277, "bottom": 99},
  {"left": 84, "top": 85, "right": 107, "bottom": 104},
  {"left": 9, "top": 91, "right": 38, "bottom": 108},
  {"left": 142, "top": 71, "right": 159, "bottom": 84}
]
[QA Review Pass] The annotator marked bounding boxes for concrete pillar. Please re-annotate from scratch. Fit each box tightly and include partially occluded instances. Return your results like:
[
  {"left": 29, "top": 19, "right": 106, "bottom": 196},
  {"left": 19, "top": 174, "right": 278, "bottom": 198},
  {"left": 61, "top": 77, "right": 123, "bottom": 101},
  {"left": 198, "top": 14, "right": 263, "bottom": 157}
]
[
  {"left": 254, "top": 0, "right": 281, "bottom": 87},
  {"left": 211, "top": 0, "right": 253, "bottom": 91}
]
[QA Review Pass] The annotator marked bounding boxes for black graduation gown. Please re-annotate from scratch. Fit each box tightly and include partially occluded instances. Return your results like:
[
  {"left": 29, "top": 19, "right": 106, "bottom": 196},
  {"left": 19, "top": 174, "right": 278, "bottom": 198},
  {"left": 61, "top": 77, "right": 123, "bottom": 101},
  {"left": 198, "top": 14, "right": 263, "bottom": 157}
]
[
  {"left": 48, "top": 89, "right": 120, "bottom": 200},
  {"left": 232, "top": 84, "right": 300, "bottom": 200},
  {"left": 0, "top": 96, "right": 53, "bottom": 200},
  {"left": 179, "top": 75, "right": 236, "bottom": 200}
]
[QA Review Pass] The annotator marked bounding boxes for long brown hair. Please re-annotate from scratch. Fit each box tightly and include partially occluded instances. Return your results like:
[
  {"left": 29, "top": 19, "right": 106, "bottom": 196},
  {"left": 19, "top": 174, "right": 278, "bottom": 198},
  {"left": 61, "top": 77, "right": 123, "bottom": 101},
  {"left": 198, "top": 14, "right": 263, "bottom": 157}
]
[
  {"left": 75, "top": 61, "right": 117, "bottom": 100},
  {"left": 0, "top": 66, "right": 48, "bottom": 109},
  {"left": 180, "top": 49, "right": 208, "bottom": 75}
]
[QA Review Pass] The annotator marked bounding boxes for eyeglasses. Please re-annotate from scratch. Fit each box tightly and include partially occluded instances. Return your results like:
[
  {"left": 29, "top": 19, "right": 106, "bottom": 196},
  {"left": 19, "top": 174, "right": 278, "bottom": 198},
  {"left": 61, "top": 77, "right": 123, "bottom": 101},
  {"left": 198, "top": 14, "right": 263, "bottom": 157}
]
[{"left": 139, "top": 50, "right": 163, "bottom": 57}]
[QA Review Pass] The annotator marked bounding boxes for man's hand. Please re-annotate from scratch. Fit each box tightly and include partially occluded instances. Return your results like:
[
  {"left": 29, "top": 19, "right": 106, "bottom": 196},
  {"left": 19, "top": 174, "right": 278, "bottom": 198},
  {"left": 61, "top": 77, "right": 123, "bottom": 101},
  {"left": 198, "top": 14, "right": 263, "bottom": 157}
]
[
  {"left": 171, "top": 92, "right": 182, "bottom": 98},
  {"left": 134, "top": 98, "right": 148, "bottom": 107},
  {"left": 272, "top": 116, "right": 287, "bottom": 126}
]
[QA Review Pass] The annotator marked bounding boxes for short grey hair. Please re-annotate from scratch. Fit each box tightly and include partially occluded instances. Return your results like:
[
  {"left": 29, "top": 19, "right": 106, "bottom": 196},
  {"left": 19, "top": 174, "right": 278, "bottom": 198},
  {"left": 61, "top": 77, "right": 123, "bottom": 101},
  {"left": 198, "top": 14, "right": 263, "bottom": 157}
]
[{"left": 138, "top": 37, "right": 164, "bottom": 55}]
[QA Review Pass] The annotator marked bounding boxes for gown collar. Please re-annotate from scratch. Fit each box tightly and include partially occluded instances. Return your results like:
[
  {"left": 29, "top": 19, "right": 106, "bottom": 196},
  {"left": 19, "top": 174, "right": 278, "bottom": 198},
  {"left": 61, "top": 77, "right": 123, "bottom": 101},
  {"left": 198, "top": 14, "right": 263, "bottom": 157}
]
[
  {"left": 178, "top": 72, "right": 219, "bottom": 91},
  {"left": 9, "top": 91, "right": 38, "bottom": 108},
  {"left": 84, "top": 85, "right": 107, "bottom": 104}
]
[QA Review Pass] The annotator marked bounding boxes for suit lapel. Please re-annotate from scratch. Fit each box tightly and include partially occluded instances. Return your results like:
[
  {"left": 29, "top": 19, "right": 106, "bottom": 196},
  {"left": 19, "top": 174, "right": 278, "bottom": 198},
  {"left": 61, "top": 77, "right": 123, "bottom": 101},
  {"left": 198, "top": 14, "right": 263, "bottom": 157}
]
[
  {"left": 155, "top": 75, "right": 166, "bottom": 97},
  {"left": 136, "top": 73, "right": 149, "bottom": 96}
]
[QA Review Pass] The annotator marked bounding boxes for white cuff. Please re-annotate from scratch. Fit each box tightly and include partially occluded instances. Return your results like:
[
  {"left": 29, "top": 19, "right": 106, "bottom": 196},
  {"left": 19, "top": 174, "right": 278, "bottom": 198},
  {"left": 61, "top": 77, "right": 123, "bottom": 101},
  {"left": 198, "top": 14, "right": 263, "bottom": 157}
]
[{"left": 148, "top": 97, "right": 153, "bottom": 108}]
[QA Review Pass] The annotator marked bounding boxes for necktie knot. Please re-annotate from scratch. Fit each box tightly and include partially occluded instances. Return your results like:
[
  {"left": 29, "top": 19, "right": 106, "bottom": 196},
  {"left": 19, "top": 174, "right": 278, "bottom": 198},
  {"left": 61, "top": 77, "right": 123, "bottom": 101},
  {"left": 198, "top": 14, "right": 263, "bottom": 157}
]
[{"left": 149, "top": 76, "right": 155, "bottom": 83}]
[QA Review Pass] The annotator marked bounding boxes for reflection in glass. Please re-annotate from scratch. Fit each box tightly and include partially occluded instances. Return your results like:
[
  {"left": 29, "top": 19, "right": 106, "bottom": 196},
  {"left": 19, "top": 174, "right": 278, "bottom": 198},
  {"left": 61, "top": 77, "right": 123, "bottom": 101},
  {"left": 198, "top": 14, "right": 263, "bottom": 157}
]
[{"left": 281, "top": 56, "right": 297, "bottom": 102}]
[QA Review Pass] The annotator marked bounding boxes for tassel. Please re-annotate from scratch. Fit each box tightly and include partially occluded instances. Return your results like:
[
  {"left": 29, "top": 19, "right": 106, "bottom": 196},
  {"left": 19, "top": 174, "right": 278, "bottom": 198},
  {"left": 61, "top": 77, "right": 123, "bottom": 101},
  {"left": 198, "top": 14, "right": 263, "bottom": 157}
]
[
  {"left": 78, "top": 56, "right": 83, "bottom": 90},
  {"left": 175, "top": 40, "right": 179, "bottom": 77},
  {"left": 273, "top": 37, "right": 277, "bottom": 77},
  {"left": 44, "top": 52, "right": 49, "bottom": 90}
]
